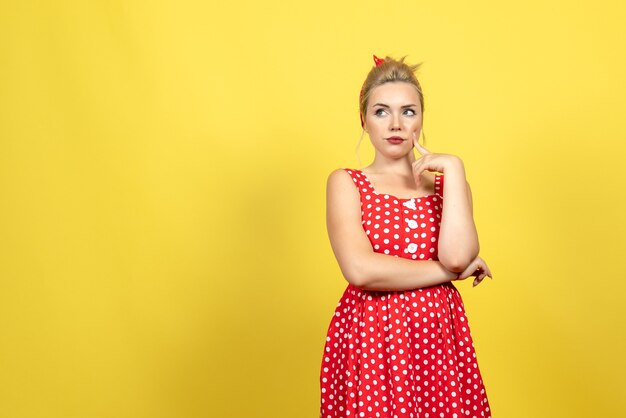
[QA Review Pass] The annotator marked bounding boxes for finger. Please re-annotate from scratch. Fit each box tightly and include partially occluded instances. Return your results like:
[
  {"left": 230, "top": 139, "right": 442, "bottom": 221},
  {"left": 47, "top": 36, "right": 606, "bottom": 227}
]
[
  {"left": 412, "top": 136, "right": 421, "bottom": 157},
  {"left": 411, "top": 161, "right": 425, "bottom": 184},
  {"left": 484, "top": 265, "right": 493, "bottom": 279},
  {"left": 459, "top": 268, "right": 473, "bottom": 280},
  {"left": 473, "top": 274, "right": 486, "bottom": 287},
  {"left": 413, "top": 133, "right": 431, "bottom": 155},
  {"left": 413, "top": 167, "right": 427, "bottom": 184},
  {"left": 412, "top": 131, "right": 421, "bottom": 145},
  {"left": 458, "top": 262, "right": 477, "bottom": 281},
  {"left": 412, "top": 132, "right": 420, "bottom": 159},
  {"left": 467, "top": 260, "right": 479, "bottom": 275}
]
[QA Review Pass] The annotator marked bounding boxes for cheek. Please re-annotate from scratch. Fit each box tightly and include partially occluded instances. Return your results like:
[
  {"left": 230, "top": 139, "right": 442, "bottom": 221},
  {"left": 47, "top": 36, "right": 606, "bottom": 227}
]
[
  {"left": 367, "top": 122, "right": 383, "bottom": 135},
  {"left": 409, "top": 118, "right": 423, "bottom": 128}
]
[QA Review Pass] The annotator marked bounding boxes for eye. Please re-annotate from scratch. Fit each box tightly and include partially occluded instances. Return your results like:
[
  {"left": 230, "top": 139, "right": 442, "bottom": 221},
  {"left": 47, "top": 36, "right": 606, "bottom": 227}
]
[
  {"left": 403, "top": 108, "right": 417, "bottom": 116},
  {"left": 374, "top": 108, "right": 387, "bottom": 117}
]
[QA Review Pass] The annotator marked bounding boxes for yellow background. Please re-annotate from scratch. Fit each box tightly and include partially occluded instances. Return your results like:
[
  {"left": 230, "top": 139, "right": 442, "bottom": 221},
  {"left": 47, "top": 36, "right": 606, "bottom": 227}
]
[{"left": 1, "top": 1, "right": 625, "bottom": 417}]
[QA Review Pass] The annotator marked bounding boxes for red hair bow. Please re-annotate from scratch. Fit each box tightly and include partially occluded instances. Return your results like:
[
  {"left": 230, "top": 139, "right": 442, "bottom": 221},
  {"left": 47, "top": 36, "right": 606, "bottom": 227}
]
[
  {"left": 360, "top": 55, "right": 385, "bottom": 128},
  {"left": 373, "top": 54, "right": 385, "bottom": 66}
]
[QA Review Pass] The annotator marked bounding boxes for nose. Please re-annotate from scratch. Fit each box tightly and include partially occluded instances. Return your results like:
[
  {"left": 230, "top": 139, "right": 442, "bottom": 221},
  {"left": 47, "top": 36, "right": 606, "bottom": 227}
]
[{"left": 390, "top": 112, "right": 401, "bottom": 130}]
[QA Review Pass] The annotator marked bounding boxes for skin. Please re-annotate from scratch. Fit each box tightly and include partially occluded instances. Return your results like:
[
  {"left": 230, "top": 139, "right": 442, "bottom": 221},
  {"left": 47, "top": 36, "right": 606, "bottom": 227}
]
[{"left": 326, "top": 81, "right": 493, "bottom": 291}]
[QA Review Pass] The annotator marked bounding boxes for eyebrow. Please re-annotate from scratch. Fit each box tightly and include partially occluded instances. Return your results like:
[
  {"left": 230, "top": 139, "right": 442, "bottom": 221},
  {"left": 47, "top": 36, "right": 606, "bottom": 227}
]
[{"left": 371, "top": 103, "right": 418, "bottom": 108}]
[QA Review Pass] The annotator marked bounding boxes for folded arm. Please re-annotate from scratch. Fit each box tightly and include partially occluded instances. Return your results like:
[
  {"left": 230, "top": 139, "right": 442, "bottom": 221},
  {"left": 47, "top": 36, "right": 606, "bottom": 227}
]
[
  {"left": 326, "top": 169, "right": 458, "bottom": 291},
  {"left": 437, "top": 158, "right": 480, "bottom": 272}
]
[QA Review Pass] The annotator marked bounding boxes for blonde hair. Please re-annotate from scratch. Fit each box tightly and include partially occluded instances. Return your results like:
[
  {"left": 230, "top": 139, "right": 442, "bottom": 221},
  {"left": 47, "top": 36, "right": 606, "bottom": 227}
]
[{"left": 356, "top": 56, "right": 426, "bottom": 167}]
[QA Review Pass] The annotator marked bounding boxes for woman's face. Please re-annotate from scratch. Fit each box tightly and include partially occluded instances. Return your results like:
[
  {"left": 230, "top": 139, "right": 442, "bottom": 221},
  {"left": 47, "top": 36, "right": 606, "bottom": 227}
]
[{"left": 364, "top": 81, "right": 423, "bottom": 159}]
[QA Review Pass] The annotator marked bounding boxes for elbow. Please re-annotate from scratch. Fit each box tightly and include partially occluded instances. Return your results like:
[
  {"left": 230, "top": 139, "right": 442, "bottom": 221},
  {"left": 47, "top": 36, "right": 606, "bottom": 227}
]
[
  {"left": 438, "top": 242, "right": 480, "bottom": 273},
  {"left": 342, "top": 267, "right": 366, "bottom": 288},
  {"left": 438, "top": 252, "right": 478, "bottom": 273},
  {"left": 341, "top": 258, "right": 370, "bottom": 288},
  {"left": 439, "top": 258, "right": 471, "bottom": 273}
]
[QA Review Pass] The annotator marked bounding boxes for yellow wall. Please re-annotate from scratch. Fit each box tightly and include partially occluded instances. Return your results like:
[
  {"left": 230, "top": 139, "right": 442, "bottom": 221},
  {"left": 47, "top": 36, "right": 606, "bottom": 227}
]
[{"left": 1, "top": 1, "right": 625, "bottom": 417}]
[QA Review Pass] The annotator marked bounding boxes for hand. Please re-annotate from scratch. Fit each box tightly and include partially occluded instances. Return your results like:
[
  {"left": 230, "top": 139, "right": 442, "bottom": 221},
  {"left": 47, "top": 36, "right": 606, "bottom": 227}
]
[
  {"left": 411, "top": 132, "right": 462, "bottom": 185},
  {"left": 453, "top": 255, "right": 493, "bottom": 287}
]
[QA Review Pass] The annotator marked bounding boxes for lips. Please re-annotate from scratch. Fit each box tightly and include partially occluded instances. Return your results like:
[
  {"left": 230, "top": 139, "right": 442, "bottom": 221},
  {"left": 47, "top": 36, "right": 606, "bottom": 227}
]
[{"left": 386, "top": 136, "right": 405, "bottom": 144}]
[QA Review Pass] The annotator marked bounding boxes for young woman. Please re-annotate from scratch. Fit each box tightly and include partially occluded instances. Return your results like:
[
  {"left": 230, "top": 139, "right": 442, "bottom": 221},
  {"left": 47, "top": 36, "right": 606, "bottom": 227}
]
[{"left": 320, "top": 55, "right": 493, "bottom": 418}]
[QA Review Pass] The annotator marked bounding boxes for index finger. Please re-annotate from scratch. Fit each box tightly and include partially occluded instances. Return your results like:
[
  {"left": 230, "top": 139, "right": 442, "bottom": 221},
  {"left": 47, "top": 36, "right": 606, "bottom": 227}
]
[{"left": 413, "top": 132, "right": 431, "bottom": 155}]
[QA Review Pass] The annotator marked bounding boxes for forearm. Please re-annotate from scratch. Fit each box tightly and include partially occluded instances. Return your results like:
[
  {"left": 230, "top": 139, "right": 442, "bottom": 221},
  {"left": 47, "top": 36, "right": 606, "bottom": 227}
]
[
  {"left": 438, "top": 159, "right": 480, "bottom": 271},
  {"left": 348, "top": 253, "right": 458, "bottom": 292}
]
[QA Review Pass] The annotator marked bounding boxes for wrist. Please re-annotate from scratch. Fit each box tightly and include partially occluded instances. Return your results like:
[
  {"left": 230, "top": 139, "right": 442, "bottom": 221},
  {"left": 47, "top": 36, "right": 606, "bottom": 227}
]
[
  {"left": 443, "top": 155, "right": 465, "bottom": 178},
  {"left": 436, "top": 261, "right": 461, "bottom": 282},
  {"left": 441, "top": 156, "right": 463, "bottom": 172}
]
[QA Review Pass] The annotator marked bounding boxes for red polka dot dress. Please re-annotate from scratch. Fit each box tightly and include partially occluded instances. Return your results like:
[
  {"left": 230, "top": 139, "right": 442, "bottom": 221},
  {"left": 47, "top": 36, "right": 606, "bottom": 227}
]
[{"left": 320, "top": 168, "right": 492, "bottom": 418}]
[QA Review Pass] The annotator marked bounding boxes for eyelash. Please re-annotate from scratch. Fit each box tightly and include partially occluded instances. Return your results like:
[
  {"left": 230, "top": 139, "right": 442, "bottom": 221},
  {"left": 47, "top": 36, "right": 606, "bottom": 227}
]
[{"left": 374, "top": 109, "right": 416, "bottom": 117}]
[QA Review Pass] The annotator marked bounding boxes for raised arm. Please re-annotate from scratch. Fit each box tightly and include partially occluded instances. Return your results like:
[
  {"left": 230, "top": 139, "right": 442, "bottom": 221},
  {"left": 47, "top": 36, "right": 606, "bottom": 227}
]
[
  {"left": 326, "top": 169, "right": 458, "bottom": 291},
  {"left": 436, "top": 158, "right": 480, "bottom": 272}
]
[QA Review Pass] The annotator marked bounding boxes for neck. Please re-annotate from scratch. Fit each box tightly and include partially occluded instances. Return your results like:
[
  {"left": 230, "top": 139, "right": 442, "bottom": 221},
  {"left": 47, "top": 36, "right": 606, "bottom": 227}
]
[{"left": 368, "top": 151, "right": 417, "bottom": 175}]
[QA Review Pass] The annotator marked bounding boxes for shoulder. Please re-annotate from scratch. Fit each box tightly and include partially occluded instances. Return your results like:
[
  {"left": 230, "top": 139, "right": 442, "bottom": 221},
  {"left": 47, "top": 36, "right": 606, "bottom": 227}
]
[
  {"left": 327, "top": 168, "right": 358, "bottom": 188},
  {"left": 326, "top": 168, "right": 361, "bottom": 199}
]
